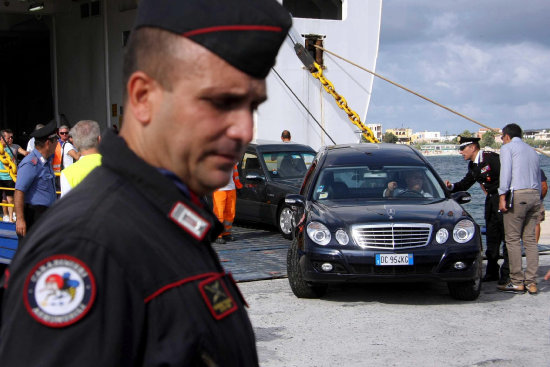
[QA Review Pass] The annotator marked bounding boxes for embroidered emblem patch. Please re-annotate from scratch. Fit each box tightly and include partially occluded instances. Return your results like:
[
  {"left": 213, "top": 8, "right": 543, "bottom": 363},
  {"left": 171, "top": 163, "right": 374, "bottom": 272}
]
[
  {"left": 24, "top": 255, "right": 96, "bottom": 328},
  {"left": 170, "top": 202, "right": 211, "bottom": 240},
  {"left": 481, "top": 165, "right": 490, "bottom": 173},
  {"left": 199, "top": 274, "right": 238, "bottom": 320}
]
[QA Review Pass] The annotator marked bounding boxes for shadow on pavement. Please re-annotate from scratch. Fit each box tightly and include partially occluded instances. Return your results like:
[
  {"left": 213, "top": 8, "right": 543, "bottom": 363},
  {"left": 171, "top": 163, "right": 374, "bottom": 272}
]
[{"left": 214, "top": 224, "right": 290, "bottom": 282}]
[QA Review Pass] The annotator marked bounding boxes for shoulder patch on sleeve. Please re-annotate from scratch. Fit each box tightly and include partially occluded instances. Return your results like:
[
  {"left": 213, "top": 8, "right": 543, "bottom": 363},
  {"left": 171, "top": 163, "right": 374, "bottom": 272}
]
[
  {"left": 169, "top": 201, "right": 211, "bottom": 240},
  {"left": 31, "top": 157, "right": 38, "bottom": 165},
  {"left": 24, "top": 255, "right": 96, "bottom": 328},
  {"left": 199, "top": 273, "right": 238, "bottom": 320}
]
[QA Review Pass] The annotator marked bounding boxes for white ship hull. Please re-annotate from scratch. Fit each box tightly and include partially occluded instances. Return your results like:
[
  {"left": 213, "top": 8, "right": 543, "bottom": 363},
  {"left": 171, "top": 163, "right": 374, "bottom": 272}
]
[{"left": 257, "top": 0, "right": 383, "bottom": 150}]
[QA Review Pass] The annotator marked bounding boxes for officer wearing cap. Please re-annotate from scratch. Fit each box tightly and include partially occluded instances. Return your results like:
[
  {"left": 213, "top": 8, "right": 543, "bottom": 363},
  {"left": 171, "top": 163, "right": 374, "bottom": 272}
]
[
  {"left": 0, "top": 0, "right": 291, "bottom": 365},
  {"left": 445, "top": 135, "right": 509, "bottom": 284},
  {"left": 13, "top": 120, "right": 58, "bottom": 239}
]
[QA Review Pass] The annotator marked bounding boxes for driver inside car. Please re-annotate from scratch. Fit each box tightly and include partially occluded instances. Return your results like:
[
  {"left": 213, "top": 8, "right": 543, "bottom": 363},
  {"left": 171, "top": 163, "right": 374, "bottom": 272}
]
[{"left": 383, "top": 170, "right": 433, "bottom": 198}]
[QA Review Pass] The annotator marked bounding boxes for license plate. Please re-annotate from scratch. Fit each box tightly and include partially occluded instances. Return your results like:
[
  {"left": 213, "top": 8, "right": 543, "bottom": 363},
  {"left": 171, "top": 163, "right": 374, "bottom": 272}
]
[{"left": 375, "top": 253, "right": 414, "bottom": 266}]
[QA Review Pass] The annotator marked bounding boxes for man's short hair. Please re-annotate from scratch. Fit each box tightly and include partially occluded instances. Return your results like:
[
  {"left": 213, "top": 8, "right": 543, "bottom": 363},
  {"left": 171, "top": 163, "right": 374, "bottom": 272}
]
[
  {"left": 502, "top": 123, "right": 522, "bottom": 139},
  {"left": 35, "top": 136, "right": 57, "bottom": 148},
  {"left": 281, "top": 130, "right": 291, "bottom": 140},
  {"left": 70, "top": 120, "right": 101, "bottom": 151},
  {"left": 123, "top": 28, "right": 183, "bottom": 102},
  {"left": 59, "top": 125, "right": 70, "bottom": 131},
  {"left": 2, "top": 129, "right": 13, "bottom": 136}
]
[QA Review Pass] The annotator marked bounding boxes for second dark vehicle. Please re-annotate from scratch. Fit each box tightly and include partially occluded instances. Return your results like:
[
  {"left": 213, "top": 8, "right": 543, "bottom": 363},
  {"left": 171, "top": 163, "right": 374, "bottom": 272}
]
[
  {"left": 236, "top": 140, "right": 316, "bottom": 238},
  {"left": 286, "top": 143, "right": 483, "bottom": 300}
]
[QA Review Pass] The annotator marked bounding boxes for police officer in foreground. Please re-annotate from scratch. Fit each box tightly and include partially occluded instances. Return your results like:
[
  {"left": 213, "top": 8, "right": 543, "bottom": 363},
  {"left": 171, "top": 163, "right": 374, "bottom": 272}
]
[
  {"left": 13, "top": 121, "right": 58, "bottom": 239},
  {"left": 445, "top": 136, "right": 510, "bottom": 284},
  {"left": 0, "top": 1, "right": 291, "bottom": 365}
]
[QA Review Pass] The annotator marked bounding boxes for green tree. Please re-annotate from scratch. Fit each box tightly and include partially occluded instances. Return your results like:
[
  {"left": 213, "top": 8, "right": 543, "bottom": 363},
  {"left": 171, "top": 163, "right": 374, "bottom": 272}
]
[
  {"left": 480, "top": 130, "right": 496, "bottom": 148},
  {"left": 460, "top": 130, "right": 473, "bottom": 138},
  {"left": 382, "top": 132, "right": 398, "bottom": 144},
  {"left": 524, "top": 138, "right": 536, "bottom": 147}
]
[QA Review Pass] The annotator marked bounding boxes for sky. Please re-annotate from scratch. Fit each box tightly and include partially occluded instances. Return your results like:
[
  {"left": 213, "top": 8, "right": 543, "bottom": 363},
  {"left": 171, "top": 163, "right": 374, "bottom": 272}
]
[{"left": 366, "top": 0, "right": 550, "bottom": 135}]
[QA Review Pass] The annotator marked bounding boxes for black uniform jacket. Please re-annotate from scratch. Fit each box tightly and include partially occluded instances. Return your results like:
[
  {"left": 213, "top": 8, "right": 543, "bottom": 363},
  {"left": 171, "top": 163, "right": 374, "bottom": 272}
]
[
  {"left": 0, "top": 131, "right": 258, "bottom": 366},
  {"left": 451, "top": 151, "right": 500, "bottom": 195}
]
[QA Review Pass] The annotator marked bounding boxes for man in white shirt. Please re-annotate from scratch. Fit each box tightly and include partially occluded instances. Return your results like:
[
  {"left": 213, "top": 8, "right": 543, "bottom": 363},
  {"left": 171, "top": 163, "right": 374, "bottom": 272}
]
[
  {"left": 59, "top": 125, "right": 80, "bottom": 169},
  {"left": 26, "top": 123, "right": 44, "bottom": 152}
]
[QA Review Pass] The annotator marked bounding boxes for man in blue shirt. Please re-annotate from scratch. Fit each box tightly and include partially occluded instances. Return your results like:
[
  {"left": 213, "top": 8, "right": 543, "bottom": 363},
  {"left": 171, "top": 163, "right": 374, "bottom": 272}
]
[
  {"left": 497, "top": 123, "right": 541, "bottom": 294},
  {"left": 14, "top": 121, "right": 58, "bottom": 239}
]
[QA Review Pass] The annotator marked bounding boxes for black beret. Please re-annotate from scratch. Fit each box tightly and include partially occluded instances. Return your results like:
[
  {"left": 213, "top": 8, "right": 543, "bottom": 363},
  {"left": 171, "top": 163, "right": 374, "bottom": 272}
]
[
  {"left": 30, "top": 120, "right": 58, "bottom": 140},
  {"left": 134, "top": 0, "right": 292, "bottom": 79},
  {"left": 457, "top": 135, "right": 480, "bottom": 150}
]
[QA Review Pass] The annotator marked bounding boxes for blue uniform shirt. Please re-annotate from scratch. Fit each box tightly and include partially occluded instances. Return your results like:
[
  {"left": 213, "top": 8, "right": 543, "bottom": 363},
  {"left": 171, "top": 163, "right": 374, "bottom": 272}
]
[{"left": 15, "top": 149, "right": 56, "bottom": 206}]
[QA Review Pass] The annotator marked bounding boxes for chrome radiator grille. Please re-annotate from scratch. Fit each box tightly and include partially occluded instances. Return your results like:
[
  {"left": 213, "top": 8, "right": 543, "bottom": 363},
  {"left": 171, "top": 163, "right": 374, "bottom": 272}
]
[{"left": 351, "top": 223, "right": 432, "bottom": 249}]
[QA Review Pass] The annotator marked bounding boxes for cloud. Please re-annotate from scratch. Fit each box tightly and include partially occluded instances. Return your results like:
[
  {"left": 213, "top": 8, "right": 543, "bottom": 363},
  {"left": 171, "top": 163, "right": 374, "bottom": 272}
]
[{"left": 368, "top": 1, "right": 550, "bottom": 133}]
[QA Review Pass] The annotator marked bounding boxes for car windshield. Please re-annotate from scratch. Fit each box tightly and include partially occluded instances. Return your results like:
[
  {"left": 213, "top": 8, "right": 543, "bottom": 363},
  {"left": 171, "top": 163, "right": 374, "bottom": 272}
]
[
  {"left": 313, "top": 166, "right": 446, "bottom": 201},
  {"left": 262, "top": 152, "right": 316, "bottom": 179}
]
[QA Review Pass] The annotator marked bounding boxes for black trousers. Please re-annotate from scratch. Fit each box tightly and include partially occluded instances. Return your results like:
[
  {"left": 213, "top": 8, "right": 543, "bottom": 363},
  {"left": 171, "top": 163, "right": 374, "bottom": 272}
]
[
  {"left": 17, "top": 204, "right": 49, "bottom": 242},
  {"left": 485, "top": 193, "right": 509, "bottom": 278}
]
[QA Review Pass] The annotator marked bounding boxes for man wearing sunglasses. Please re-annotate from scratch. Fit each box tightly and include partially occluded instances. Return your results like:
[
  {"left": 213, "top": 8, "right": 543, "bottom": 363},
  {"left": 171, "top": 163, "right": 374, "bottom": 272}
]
[{"left": 55, "top": 125, "right": 80, "bottom": 171}]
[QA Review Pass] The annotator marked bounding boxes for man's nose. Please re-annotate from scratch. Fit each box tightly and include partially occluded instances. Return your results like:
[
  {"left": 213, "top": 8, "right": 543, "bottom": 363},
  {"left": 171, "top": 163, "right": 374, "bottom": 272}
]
[{"left": 226, "top": 109, "right": 254, "bottom": 144}]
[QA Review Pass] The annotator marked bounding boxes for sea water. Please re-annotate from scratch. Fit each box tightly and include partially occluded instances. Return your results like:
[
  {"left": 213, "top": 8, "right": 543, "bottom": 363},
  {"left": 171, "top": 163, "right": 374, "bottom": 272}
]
[{"left": 427, "top": 154, "right": 550, "bottom": 245}]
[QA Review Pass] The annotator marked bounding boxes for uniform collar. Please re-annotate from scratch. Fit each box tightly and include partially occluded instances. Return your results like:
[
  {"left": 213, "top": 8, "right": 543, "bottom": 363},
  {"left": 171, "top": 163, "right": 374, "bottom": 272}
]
[
  {"left": 99, "top": 130, "right": 223, "bottom": 240},
  {"left": 31, "top": 147, "right": 49, "bottom": 164},
  {"left": 473, "top": 150, "right": 483, "bottom": 165}
]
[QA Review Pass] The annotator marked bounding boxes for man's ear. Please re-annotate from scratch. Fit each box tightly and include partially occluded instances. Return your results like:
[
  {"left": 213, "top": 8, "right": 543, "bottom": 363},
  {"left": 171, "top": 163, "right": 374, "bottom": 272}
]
[{"left": 126, "top": 71, "right": 160, "bottom": 126}]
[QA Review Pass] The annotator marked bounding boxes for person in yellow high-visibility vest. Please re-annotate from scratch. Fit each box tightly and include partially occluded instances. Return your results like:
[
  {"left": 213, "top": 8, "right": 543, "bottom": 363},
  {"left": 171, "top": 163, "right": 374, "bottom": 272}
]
[
  {"left": 212, "top": 164, "right": 242, "bottom": 244},
  {"left": 60, "top": 120, "right": 101, "bottom": 197}
]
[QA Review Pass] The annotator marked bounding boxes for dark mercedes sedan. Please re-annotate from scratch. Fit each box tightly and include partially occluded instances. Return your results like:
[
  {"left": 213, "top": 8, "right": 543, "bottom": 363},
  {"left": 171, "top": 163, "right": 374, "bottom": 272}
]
[
  {"left": 286, "top": 143, "right": 482, "bottom": 300},
  {"left": 236, "top": 140, "right": 316, "bottom": 238}
]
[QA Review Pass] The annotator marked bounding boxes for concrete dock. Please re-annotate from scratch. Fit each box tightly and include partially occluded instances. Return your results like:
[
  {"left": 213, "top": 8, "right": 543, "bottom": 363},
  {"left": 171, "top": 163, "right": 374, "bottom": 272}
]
[{"left": 223, "top": 215, "right": 550, "bottom": 367}]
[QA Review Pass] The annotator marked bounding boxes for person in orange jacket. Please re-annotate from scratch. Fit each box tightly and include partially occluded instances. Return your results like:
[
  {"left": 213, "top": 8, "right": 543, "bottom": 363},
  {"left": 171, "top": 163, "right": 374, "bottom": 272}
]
[{"left": 212, "top": 164, "right": 242, "bottom": 244}]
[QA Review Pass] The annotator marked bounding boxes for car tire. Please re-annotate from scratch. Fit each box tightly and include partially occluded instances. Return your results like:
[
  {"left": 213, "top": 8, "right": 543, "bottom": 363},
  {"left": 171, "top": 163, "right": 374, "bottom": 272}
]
[
  {"left": 287, "top": 237, "right": 328, "bottom": 298},
  {"left": 278, "top": 204, "right": 295, "bottom": 240},
  {"left": 447, "top": 253, "right": 482, "bottom": 301}
]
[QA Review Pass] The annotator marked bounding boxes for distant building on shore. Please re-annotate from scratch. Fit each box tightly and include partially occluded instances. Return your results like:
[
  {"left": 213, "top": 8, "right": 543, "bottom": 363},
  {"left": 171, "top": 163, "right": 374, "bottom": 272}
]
[
  {"left": 523, "top": 129, "right": 550, "bottom": 141},
  {"left": 385, "top": 128, "right": 412, "bottom": 144},
  {"left": 366, "top": 123, "right": 383, "bottom": 141},
  {"left": 440, "top": 134, "right": 457, "bottom": 142},
  {"left": 411, "top": 131, "right": 441, "bottom": 144}
]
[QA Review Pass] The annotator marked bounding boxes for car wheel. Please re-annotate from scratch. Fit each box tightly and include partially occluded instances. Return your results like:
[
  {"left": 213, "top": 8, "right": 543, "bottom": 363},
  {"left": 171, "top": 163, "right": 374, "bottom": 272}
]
[
  {"left": 287, "top": 237, "right": 328, "bottom": 298},
  {"left": 447, "top": 253, "right": 482, "bottom": 301},
  {"left": 278, "top": 204, "right": 295, "bottom": 240}
]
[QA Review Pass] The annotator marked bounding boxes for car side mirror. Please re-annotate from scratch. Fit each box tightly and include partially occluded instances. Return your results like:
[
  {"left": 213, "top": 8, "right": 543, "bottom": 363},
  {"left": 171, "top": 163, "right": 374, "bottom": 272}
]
[
  {"left": 285, "top": 194, "right": 305, "bottom": 208},
  {"left": 451, "top": 191, "right": 472, "bottom": 204},
  {"left": 245, "top": 172, "right": 265, "bottom": 181}
]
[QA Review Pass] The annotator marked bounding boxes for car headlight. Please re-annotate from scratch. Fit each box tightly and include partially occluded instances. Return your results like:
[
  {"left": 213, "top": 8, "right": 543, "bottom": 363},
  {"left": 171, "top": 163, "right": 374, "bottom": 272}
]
[
  {"left": 435, "top": 228, "right": 449, "bottom": 244},
  {"left": 453, "top": 219, "right": 475, "bottom": 243},
  {"left": 307, "top": 222, "right": 331, "bottom": 246},
  {"left": 335, "top": 229, "right": 349, "bottom": 245}
]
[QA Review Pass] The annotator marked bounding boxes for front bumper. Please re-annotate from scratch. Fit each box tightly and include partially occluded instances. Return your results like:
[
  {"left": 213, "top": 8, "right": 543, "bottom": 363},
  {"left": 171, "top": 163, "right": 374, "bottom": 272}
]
[{"left": 300, "top": 242, "right": 481, "bottom": 284}]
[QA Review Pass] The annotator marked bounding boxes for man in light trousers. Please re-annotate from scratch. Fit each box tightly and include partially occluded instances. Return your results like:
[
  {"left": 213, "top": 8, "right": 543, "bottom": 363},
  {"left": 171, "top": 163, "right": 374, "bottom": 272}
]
[{"left": 497, "top": 123, "right": 541, "bottom": 295}]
